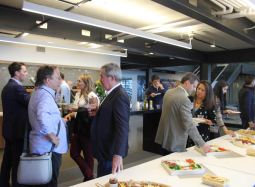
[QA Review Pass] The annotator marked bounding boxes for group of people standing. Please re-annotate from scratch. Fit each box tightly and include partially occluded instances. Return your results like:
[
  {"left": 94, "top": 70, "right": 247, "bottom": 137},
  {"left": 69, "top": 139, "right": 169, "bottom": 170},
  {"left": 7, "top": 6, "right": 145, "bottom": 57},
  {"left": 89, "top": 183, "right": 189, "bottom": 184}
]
[
  {"left": 0, "top": 62, "right": 130, "bottom": 187},
  {"left": 0, "top": 62, "right": 254, "bottom": 187}
]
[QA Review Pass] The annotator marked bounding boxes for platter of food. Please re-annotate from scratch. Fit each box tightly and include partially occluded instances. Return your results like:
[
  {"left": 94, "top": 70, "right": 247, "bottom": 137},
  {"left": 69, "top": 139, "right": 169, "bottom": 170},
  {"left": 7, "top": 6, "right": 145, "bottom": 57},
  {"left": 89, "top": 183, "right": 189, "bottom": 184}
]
[
  {"left": 233, "top": 136, "right": 255, "bottom": 149},
  {"left": 104, "top": 180, "right": 171, "bottom": 187},
  {"left": 201, "top": 173, "right": 230, "bottom": 187},
  {"left": 161, "top": 159, "right": 205, "bottom": 176},
  {"left": 247, "top": 149, "right": 255, "bottom": 156},
  {"left": 194, "top": 145, "right": 231, "bottom": 156},
  {"left": 235, "top": 129, "right": 255, "bottom": 139}
]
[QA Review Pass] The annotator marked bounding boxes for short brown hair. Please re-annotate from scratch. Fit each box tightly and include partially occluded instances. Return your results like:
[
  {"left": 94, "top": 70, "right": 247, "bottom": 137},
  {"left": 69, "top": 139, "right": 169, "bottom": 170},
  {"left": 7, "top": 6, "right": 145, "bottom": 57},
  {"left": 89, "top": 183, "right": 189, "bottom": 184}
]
[
  {"left": 245, "top": 76, "right": 255, "bottom": 85},
  {"left": 35, "top": 65, "right": 58, "bottom": 86},
  {"left": 8, "top": 62, "right": 25, "bottom": 77},
  {"left": 60, "top": 72, "right": 65, "bottom": 80},
  {"left": 151, "top": 75, "right": 159, "bottom": 81},
  {"left": 181, "top": 72, "right": 199, "bottom": 84}
]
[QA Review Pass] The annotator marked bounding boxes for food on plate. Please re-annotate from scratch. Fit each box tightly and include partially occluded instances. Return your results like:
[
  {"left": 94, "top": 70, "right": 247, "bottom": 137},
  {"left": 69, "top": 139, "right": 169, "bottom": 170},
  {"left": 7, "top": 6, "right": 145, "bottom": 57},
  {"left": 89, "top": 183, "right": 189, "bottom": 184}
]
[
  {"left": 201, "top": 173, "right": 230, "bottom": 187},
  {"left": 162, "top": 159, "right": 202, "bottom": 171},
  {"left": 116, "top": 180, "right": 170, "bottom": 187},
  {"left": 196, "top": 145, "right": 230, "bottom": 153},
  {"left": 247, "top": 149, "right": 255, "bottom": 156},
  {"left": 237, "top": 130, "right": 255, "bottom": 135},
  {"left": 234, "top": 136, "right": 255, "bottom": 145},
  {"left": 233, "top": 136, "right": 255, "bottom": 149}
]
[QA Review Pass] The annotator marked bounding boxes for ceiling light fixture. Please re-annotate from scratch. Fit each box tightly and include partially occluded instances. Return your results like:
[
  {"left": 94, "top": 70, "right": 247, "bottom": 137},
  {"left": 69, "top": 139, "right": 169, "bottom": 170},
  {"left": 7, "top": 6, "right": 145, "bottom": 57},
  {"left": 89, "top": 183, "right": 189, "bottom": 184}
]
[
  {"left": 21, "top": 32, "right": 29, "bottom": 37},
  {"left": 0, "top": 36, "right": 127, "bottom": 57},
  {"left": 149, "top": 52, "right": 154, "bottom": 55},
  {"left": 22, "top": 1, "right": 192, "bottom": 49},
  {"left": 210, "top": 40, "right": 216, "bottom": 47}
]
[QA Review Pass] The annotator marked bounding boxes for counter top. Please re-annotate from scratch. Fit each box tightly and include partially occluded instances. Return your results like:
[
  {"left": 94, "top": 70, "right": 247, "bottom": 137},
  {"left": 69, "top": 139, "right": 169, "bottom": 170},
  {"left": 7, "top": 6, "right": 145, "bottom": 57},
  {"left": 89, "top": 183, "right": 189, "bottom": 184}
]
[
  {"left": 130, "top": 108, "right": 161, "bottom": 115},
  {"left": 72, "top": 134, "right": 255, "bottom": 187}
]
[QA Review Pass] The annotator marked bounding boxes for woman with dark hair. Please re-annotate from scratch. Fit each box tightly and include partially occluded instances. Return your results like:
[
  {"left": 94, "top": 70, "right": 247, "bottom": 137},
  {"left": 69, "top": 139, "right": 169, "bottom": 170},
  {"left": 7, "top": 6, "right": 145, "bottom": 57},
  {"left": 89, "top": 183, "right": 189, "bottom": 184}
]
[
  {"left": 213, "top": 80, "right": 235, "bottom": 114},
  {"left": 187, "top": 80, "right": 234, "bottom": 147}
]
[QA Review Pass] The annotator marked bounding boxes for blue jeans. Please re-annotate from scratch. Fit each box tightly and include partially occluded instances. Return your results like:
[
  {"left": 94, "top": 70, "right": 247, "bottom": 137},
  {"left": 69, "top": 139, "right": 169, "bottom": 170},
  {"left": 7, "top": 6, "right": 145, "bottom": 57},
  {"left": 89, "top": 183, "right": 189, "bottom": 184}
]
[{"left": 97, "top": 160, "right": 113, "bottom": 178}]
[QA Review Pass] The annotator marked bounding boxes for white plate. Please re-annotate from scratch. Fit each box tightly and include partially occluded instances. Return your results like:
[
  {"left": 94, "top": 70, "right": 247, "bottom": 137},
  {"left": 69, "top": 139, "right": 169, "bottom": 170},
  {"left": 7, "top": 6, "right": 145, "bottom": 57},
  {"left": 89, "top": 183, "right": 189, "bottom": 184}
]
[
  {"left": 193, "top": 118, "right": 205, "bottom": 123},
  {"left": 155, "top": 93, "right": 161, "bottom": 96},
  {"left": 231, "top": 111, "right": 241, "bottom": 113},
  {"left": 232, "top": 140, "right": 255, "bottom": 149}
]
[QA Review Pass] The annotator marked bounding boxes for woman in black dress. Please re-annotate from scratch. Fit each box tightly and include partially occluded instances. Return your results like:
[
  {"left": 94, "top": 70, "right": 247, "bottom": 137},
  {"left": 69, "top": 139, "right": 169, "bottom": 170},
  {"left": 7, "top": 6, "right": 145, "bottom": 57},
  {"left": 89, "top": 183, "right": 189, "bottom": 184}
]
[{"left": 187, "top": 80, "right": 234, "bottom": 147}]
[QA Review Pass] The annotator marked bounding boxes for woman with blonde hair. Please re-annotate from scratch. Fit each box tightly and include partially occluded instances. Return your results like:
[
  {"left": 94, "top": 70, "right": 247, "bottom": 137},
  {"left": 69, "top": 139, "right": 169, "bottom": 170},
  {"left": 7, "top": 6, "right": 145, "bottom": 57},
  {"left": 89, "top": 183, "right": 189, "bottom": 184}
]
[{"left": 65, "top": 74, "right": 99, "bottom": 181}]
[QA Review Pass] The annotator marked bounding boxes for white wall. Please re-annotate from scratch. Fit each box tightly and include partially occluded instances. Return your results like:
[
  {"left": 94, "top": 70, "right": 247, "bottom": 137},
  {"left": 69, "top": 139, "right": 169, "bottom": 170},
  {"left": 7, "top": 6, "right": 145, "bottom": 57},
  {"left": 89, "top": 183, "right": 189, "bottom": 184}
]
[
  {"left": 122, "top": 70, "right": 186, "bottom": 105},
  {"left": 0, "top": 43, "right": 120, "bottom": 69}
]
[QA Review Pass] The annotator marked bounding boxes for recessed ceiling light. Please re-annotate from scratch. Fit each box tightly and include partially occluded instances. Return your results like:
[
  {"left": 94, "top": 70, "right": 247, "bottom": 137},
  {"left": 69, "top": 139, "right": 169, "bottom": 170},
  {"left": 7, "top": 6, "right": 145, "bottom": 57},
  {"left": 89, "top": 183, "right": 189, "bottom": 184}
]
[
  {"left": 82, "top": 30, "right": 90, "bottom": 37},
  {"left": 78, "top": 42, "right": 89, "bottom": 45},
  {"left": 210, "top": 44, "right": 216, "bottom": 47},
  {"left": 21, "top": 33, "right": 29, "bottom": 37},
  {"left": 105, "top": 34, "right": 112, "bottom": 40},
  {"left": 36, "top": 21, "right": 48, "bottom": 29},
  {"left": 149, "top": 52, "right": 154, "bottom": 55},
  {"left": 117, "top": 39, "right": 124, "bottom": 43}
]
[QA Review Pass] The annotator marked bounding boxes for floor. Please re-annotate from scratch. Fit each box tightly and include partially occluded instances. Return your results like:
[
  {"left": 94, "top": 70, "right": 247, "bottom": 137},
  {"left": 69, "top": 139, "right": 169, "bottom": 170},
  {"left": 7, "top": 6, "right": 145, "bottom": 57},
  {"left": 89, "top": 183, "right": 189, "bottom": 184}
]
[{"left": 0, "top": 115, "right": 239, "bottom": 187}]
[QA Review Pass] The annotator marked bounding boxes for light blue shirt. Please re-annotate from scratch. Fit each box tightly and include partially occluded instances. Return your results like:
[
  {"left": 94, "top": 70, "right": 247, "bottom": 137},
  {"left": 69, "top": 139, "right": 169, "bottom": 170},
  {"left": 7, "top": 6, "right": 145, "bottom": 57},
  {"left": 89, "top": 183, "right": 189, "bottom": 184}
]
[
  {"left": 55, "top": 80, "right": 70, "bottom": 103},
  {"left": 28, "top": 85, "right": 68, "bottom": 155},
  {"left": 11, "top": 78, "right": 22, "bottom": 86}
]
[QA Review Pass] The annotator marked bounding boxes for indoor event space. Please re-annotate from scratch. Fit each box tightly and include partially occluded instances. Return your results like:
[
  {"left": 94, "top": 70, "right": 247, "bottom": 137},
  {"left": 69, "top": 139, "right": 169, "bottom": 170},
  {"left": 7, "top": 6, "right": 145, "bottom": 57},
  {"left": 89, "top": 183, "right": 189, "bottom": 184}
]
[{"left": 0, "top": 0, "right": 255, "bottom": 187}]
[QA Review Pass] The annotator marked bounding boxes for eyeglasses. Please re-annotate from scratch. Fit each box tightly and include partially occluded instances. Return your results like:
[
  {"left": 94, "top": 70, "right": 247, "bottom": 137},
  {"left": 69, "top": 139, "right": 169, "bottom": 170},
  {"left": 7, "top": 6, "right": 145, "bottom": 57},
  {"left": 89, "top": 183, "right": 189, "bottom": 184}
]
[{"left": 77, "top": 80, "right": 84, "bottom": 83}]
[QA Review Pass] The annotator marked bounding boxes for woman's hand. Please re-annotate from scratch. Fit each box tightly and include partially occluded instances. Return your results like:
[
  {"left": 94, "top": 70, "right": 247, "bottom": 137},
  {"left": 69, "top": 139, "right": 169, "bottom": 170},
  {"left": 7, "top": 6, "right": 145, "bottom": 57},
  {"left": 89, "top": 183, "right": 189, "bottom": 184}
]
[
  {"left": 68, "top": 106, "right": 78, "bottom": 112},
  {"left": 226, "top": 109, "right": 235, "bottom": 114},
  {"left": 64, "top": 114, "right": 72, "bottom": 121},
  {"left": 204, "top": 119, "right": 213, "bottom": 125},
  {"left": 225, "top": 130, "right": 235, "bottom": 137}
]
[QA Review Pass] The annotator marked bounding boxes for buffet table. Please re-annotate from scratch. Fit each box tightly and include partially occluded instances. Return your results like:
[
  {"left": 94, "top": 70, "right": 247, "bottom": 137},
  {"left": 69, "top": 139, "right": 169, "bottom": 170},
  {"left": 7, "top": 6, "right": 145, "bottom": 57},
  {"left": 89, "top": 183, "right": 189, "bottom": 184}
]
[{"left": 71, "top": 135, "right": 255, "bottom": 187}]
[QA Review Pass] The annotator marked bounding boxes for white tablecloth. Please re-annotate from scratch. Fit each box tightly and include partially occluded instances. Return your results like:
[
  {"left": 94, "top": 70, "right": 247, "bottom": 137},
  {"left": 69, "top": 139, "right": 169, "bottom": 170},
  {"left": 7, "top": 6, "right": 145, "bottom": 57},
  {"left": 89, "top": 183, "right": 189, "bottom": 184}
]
[{"left": 71, "top": 135, "right": 255, "bottom": 187}]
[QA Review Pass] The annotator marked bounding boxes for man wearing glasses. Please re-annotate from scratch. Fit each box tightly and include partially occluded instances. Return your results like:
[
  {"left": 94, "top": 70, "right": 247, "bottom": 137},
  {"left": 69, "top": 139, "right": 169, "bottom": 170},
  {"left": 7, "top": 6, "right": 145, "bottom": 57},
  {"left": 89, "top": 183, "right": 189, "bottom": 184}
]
[{"left": 28, "top": 65, "right": 68, "bottom": 187}]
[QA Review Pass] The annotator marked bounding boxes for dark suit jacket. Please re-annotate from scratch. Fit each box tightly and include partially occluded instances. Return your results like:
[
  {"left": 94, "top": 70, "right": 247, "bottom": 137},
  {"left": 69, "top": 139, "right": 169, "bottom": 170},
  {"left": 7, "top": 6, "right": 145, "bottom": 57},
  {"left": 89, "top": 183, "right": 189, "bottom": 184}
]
[
  {"left": 91, "top": 85, "right": 130, "bottom": 161},
  {"left": 1, "top": 79, "right": 30, "bottom": 141}
]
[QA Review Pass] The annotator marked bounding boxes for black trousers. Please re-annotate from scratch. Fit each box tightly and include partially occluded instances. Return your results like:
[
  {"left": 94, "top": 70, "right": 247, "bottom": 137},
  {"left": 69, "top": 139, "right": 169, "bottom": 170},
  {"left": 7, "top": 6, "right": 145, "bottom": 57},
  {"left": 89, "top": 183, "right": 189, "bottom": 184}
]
[
  {"left": 0, "top": 138, "right": 24, "bottom": 187},
  {"left": 241, "top": 118, "right": 249, "bottom": 129}
]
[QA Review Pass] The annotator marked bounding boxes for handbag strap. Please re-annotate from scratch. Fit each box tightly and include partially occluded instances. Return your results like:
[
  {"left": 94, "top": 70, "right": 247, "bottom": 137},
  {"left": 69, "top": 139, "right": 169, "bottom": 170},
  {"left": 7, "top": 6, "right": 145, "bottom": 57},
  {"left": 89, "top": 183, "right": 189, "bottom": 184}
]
[{"left": 50, "top": 120, "right": 61, "bottom": 152}]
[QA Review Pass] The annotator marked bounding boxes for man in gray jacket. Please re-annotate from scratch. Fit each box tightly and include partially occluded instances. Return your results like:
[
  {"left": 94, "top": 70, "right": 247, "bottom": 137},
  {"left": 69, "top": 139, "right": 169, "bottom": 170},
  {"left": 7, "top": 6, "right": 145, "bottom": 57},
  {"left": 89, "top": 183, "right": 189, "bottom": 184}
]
[{"left": 155, "top": 72, "right": 211, "bottom": 155}]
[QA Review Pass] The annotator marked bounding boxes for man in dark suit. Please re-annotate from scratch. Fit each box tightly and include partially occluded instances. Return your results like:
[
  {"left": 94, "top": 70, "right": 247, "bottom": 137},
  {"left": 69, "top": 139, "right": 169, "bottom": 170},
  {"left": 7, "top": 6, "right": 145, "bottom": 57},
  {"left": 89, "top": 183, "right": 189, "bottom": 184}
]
[
  {"left": 0, "top": 62, "right": 30, "bottom": 187},
  {"left": 88, "top": 63, "right": 130, "bottom": 178}
]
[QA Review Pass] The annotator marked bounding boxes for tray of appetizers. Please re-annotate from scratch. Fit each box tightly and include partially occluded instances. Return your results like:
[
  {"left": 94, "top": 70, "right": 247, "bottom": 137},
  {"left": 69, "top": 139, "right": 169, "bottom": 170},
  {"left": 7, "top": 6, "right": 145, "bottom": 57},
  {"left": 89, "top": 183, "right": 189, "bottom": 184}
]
[
  {"left": 161, "top": 159, "right": 205, "bottom": 176},
  {"left": 233, "top": 136, "right": 255, "bottom": 149},
  {"left": 201, "top": 173, "right": 230, "bottom": 187},
  {"left": 247, "top": 149, "right": 255, "bottom": 156},
  {"left": 104, "top": 180, "right": 171, "bottom": 187},
  {"left": 194, "top": 145, "right": 231, "bottom": 156},
  {"left": 235, "top": 129, "right": 255, "bottom": 139}
]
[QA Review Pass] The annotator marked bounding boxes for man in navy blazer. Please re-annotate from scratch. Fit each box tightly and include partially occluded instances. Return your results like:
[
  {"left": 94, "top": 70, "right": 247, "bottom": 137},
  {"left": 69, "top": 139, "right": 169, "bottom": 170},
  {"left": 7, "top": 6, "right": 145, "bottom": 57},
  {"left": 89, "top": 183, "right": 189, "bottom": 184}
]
[
  {"left": 0, "top": 62, "right": 30, "bottom": 187},
  {"left": 89, "top": 63, "right": 130, "bottom": 177}
]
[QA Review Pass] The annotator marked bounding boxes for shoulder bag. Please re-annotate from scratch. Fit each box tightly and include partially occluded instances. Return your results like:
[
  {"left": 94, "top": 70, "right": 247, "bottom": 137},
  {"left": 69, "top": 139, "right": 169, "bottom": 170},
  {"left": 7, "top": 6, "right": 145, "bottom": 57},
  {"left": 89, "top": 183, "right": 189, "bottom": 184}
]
[{"left": 17, "top": 120, "right": 60, "bottom": 185}]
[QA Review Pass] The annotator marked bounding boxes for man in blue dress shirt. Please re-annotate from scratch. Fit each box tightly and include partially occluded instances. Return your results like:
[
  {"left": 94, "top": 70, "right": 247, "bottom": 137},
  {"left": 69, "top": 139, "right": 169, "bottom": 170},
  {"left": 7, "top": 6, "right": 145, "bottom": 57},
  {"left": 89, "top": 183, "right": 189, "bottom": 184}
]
[
  {"left": 28, "top": 65, "right": 68, "bottom": 187},
  {"left": 55, "top": 72, "right": 70, "bottom": 103}
]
